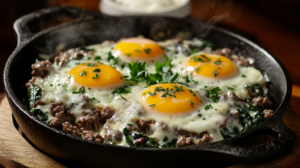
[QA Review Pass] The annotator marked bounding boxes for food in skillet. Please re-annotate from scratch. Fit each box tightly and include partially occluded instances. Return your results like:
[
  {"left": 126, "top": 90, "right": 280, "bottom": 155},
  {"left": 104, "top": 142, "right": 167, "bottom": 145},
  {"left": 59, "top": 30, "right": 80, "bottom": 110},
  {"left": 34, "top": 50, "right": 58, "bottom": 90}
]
[{"left": 26, "top": 37, "right": 273, "bottom": 148}]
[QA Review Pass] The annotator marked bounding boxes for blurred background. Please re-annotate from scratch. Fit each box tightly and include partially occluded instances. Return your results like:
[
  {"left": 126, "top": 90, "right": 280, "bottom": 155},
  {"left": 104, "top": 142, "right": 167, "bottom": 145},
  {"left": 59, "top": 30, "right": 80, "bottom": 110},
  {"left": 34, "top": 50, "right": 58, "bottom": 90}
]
[{"left": 1, "top": 0, "right": 300, "bottom": 94}]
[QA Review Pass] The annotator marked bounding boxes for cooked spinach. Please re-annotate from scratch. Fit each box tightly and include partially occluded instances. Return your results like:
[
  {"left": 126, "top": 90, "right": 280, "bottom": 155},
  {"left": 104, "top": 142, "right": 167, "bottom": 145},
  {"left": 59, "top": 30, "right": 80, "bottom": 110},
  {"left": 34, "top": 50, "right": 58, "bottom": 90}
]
[
  {"left": 28, "top": 85, "right": 48, "bottom": 122},
  {"left": 123, "top": 128, "right": 159, "bottom": 148},
  {"left": 221, "top": 127, "right": 239, "bottom": 139},
  {"left": 244, "top": 84, "right": 264, "bottom": 97},
  {"left": 161, "top": 137, "right": 177, "bottom": 148}
]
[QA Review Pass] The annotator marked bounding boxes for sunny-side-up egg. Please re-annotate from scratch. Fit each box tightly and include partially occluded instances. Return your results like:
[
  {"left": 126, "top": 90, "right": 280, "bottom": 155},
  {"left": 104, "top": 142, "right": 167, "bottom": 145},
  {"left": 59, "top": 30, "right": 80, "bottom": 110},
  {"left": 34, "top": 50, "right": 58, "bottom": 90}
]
[{"left": 29, "top": 37, "right": 269, "bottom": 148}]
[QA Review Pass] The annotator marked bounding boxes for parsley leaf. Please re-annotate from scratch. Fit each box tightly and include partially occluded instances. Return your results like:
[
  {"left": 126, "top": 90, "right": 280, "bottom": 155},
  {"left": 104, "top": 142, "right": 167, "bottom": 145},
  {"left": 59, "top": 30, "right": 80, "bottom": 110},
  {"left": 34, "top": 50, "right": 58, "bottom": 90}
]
[
  {"left": 242, "top": 74, "right": 246, "bottom": 78},
  {"left": 214, "top": 58, "right": 221, "bottom": 65},
  {"left": 149, "top": 104, "right": 156, "bottom": 107},
  {"left": 111, "top": 86, "right": 131, "bottom": 94},
  {"left": 213, "top": 70, "right": 218, "bottom": 77},
  {"left": 107, "top": 51, "right": 119, "bottom": 65},
  {"left": 72, "top": 86, "right": 85, "bottom": 94},
  {"left": 94, "top": 56, "right": 101, "bottom": 61},
  {"left": 227, "top": 87, "right": 235, "bottom": 91},
  {"left": 144, "top": 48, "right": 151, "bottom": 54},
  {"left": 93, "top": 69, "right": 100, "bottom": 72},
  {"left": 79, "top": 71, "right": 87, "bottom": 76},
  {"left": 205, "top": 104, "right": 213, "bottom": 110},
  {"left": 206, "top": 87, "right": 221, "bottom": 102},
  {"left": 92, "top": 74, "right": 99, "bottom": 79},
  {"left": 86, "top": 63, "right": 97, "bottom": 67}
]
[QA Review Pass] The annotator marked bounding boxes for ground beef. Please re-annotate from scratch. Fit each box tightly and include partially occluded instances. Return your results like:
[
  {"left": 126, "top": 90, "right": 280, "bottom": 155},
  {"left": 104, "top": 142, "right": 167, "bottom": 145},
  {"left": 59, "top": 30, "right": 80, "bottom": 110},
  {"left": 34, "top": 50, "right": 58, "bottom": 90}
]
[
  {"left": 62, "top": 122, "right": 79, "bottom": 136},
  {"left": 77, "top": 113, "right": 100, "bottom": 132},
  {"left": 136, "top": 120, "right": 155, "bottom": 133},
  {"left": 31, "top": 60, "right": 52, "bottom": 78},
  {"left": 134, "top": 137, "right": 146, "bottom": 145},
  {"left": 49, "top": 102, "right": 75, "bottom": 127},
  {"left": 251, "top": 96, "right": 272, "bottom": 111},
  {"left": 95, "top": 107, "right": 115, "bottom": 123},
  {"left": 263, "top": 109, "right": 274, "bottom": 119},
  {"left": 212, "top": 48, "right": 233, "bottom": 58},
  {"left": 33, "top": 100, "right": 46, "bottom": 108},
  {"left": 175, "top": 128, "right": 199, "bottom": 138},
  {"left": 232, "top": 57, "right": 252, "bottom": 67},
  {"left": 246, "top": 89, "right": 258, "bottom": 98},
  {"left": 54, "top": 48, "right": 93, "bottom": 66},
  {"left": 104, "top": 125, "right": 123, "bottom": 142},
  {"left": 176, "top": 137, "right": 194, "bottom": 147},
  {"left": 172, "top": 37, "right": 183, "bottom": 44},
  {"left": 80, "top": 95, "right": 92, "bottom": 109},
  {"left": 197, "top": 134, "right": 213, "bottom": 145},
  {"left": 82, "top": 130, "right": 104, "bottom": 143},
  {"left": 228, "top": 91, "right": 243, "bottom": 101},
  {"left": 25, "top": 76, "right": 41, "bottom": 88}
]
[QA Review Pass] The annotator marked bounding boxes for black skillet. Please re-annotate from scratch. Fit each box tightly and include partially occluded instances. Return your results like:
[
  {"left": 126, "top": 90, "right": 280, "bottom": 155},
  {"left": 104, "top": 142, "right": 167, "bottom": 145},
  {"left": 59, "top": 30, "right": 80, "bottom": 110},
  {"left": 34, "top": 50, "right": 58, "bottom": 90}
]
[{"left": 3, "top": 6, "right": 296, "bottom": 167}]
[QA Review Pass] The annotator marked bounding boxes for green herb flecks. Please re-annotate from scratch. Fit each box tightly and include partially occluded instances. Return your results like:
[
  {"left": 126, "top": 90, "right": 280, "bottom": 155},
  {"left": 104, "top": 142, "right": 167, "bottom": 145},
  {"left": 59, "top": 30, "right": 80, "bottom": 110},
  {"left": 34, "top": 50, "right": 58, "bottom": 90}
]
[
  {"left": 72, "top": 86, "right": 85, "bottom": 94},
  {"left": 92, "top": 74, "right": 99, "bottom": 79},
  {"left": 93, "top": 69, "right": 100, "bottom": 72},
  {"left": 144, "top": 48, "right": 151, "bottom": 54},
  {"left": 79, "top": 70, "right": 87, "bottom": 76},
  {"left": 123, "top": 128, "right": 159, "bottom": 148},
  {"left": 213, "top": 70, "right": 218, "bottom": 77},
  {"left": 206, "top": 87, "right": 221, "bottom": 102},
  {"left": 205, "top": 104, "right": 213, "bottom": 110}
]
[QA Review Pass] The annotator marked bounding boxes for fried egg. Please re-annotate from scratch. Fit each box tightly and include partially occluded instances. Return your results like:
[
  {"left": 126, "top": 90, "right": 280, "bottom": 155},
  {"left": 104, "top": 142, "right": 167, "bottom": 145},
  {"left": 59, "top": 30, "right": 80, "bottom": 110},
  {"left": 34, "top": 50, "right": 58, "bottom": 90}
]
[{"left": 113, "top": 37, "right": 165, "bottom": 63}]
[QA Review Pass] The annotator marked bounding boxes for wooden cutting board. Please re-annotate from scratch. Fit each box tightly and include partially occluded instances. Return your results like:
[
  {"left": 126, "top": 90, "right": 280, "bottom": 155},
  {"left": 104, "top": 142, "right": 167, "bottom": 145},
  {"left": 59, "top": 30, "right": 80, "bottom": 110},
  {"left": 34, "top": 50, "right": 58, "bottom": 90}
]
[{"left": 0, "top": 92, "right": 300, "bottom": 168}]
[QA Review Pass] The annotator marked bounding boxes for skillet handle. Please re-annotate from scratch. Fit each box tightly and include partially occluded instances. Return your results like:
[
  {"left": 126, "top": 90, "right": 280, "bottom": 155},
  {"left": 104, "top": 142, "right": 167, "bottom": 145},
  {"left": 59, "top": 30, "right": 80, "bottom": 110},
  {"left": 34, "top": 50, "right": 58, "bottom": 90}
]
[
  {"left": 13, "top": 6, "right": 97, "bottom": 45},
  {"left": 214, "top": 118, "right": 296, "bottom": 164}
]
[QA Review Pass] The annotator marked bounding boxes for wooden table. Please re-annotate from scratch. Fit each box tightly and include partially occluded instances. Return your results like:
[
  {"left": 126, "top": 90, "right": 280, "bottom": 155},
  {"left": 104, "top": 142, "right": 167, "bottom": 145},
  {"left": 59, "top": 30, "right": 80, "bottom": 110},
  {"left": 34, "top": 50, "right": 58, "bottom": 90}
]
[{"left": 2, "top": 0, "right": 300, "bottom": 167}]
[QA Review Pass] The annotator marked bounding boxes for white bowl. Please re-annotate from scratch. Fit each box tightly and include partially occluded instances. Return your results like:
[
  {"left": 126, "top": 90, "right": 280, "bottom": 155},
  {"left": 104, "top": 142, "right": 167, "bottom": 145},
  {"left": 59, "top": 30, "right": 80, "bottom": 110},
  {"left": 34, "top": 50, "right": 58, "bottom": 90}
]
[{"left": 100, "top": 0, "right": 190, "bottom": 18}]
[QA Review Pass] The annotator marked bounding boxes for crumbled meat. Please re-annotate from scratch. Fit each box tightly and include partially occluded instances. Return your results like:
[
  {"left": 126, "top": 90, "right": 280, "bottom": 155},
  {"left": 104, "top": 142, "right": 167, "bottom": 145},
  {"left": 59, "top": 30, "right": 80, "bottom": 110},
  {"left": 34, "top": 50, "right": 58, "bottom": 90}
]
[
  {"left": 212, "top": 48, "right": 233, "bottom": 58},
  {"left": 176, "top": 137, "right": 194, "bottom": 147},
  {"left": 175, "top": 128, "right": 198, "bottom": 138},
  {"left": 172, "top": 37, "right": 183, "bottom": 44},
  {"left": 156, "top": 121, "right": 168, "bottom": 130},
  {"left": 80, "top": 95, "right": 92, "bottom": 109},
  {"left": 233, "top": 57, "right": 252, "bottom": 67},
  {"left": 228, "top": 91, "right": 243, "bottom": 101},
  {"left": 25, "top": 76, "right": 41, "bottom": 88},
  {"left": 49, "top": 102, "right": 75, "bottom": 127},
  {"left": 33, "top": 100, "right": 46, "bottom": 108},
  {"left": 231, "top": 112, "right": 239, "bottom": 119},
  {"left": 136, "top": 120, "right": 155, "bottom": 133},
  {"left": 77, "top": 113, "right": 100, "bottom": 131},
  {"left": 247, "top": 89, "right": 258, "bottom": 98},
  {"left": 251, "top": 96, "right": 272, "bottom": 111},
  {"left": 54, "top": 48, "right": 92, "bottom": 66},
  {"left": 94, "top": 107, "right": 115, "bottom": 123},
  {"left": 82, "top": 130, "right": 104, "bottom": 143},
  {"left": 62, "top": 122, "right": 79, "bottom": 136},
  {"left": 197, "top": 134, "right": 213, "bottom": 145},
  {"left": 104, "top": 125, "right": 123, "bottom": 141},
  {"left": 263, "top": 109, "right": 274, "bottom": 119},
  {"left": 31, "top": 60, "right": 52, "bottom": 78},
  {"left": 134, "top": 137, "right": 146, "bottom": 145}
]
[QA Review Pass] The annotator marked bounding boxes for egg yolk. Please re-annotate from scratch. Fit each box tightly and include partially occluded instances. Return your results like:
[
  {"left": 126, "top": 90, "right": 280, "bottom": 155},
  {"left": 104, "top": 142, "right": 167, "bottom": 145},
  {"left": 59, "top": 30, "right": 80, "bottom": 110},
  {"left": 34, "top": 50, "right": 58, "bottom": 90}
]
[
  {"left": 68, "top": 63, "right": 125, "bottom": 89},
  {"left": 138, "top": 84, "right": 201, "bottom": 115},
  {"left": 113, "top": 38, "right": 165, "bottom": 62},
  {"left": 183, "top": 54, "right": 237, "bottom": 78}
]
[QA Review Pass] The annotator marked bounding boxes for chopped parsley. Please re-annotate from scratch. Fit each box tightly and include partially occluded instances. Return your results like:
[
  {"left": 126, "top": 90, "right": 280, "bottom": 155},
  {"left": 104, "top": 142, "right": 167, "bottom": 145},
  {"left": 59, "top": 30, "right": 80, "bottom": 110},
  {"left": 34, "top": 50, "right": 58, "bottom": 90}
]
[
  {"left": 227, "top": 87, "right": 235, "bottom": 91},
  {"left": 214, "top": 58, "right": 221, "bottom": 65},
  {"left": 93, "top": 68, "right": 100, "bottom": 72},
  {"left": 94, "top": 56, "right": 101, "bottom": 61},
  {"left": 195, "top": 67, "right": 200, "bottom": 73},
  {"left": 86, "top": 63, "right": 97, "bottom": 67},
  {"left": 206, "top": 87, "right": 221, "bottom": 102},
  {"left": 79, "top": 71, "right": 87, "bottom": 76},
  {"left": 68, "top": 75, "right": 73, "bottom": 80},
  {"left": 149, "top": 104, "right": 156, "bottom": 107},
  {"left": 242, "top": 74, "right": 247, "bottom": 78},
  {"left": 213, "top": 70, "right": 218, "bottom": 77},
  {"left": 135, "top": 49, "right": 141, "bottom": 52},
  {"left": 144, "top": 48, "right": 151, "bottom": 54},
  {"left": 90, "top": 97, "right": 96, "bottom": 101},
  {"left": 72, "top": 86, "right": 85, "bottom": 94},
  {"left": 120, "top": 95, "right": 127, "bottom": 101},
  {"left": 111, "top": 86, "right": 131, "bottom": 94},
  {"left": 125, "top": 53, "right": 131, "bottom": 57},
  {"left": 92, "top": 74, "right": 99, "bottom": 79},
  {"left": 148, "top": 92, "right": 156, "bottom": 96},
  {"left": 107, "top": 51, "right": 119, "bottom": 65},
  {"left": 198, "top": 114, "right": 202, "bottom": 117},
  {"left": 123, "top": 128, "right": 159, "bottom": 147},
  {"left": 205, "top": 104, "right": 213, "bottom": 110},
  {"left": 190, "top": 101, "right": 194, "bottom": 108}
]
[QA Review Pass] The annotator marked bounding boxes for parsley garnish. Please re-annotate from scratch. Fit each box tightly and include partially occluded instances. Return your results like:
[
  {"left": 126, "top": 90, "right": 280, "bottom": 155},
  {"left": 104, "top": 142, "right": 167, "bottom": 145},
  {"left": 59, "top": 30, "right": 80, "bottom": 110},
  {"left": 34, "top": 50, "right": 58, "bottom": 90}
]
[
  {"left": 93, "top": 69, "right": 100, "bottom": 72},
  {"left": 148, "top": 92, "right": 156, "bottom": 96},
  {"left": 68, "top": 75, "right": 73, "bottom": 80},
  {"left": 213, "top": 70, "right": 218, "bottom": 77},
  {"left": 205, "top": 104, "right": 213, "bottom": 110},
  {"left": 107, "top": 51, "right": 118, "bottom": 65},
  {"left": 125, "top": 53, "right": 131, "bottom": 57},
  {"left": 86, "top": 63, "right": 97, "bottom": 67},
  {"left": 94, "top": 56, "right": 101, "bottom": 61},
  {"left": 79, "top": 71, "right": 87, "bottom": 76},
  {"left": 144, "top": 48, "right": 151, "bottom": 54},
  {"left": 190, "top": 101, "right": 194, "bottom": 108},
  {"left": 111, "top": 86, "right": 131, "bottom": 94},
  {"left": 198, "top": 114, "right": 202, "bottom": 117},
  {"left": 92, "top": 74, "right": 99, "bottom": 79},
  {"left": 242, "top": 74, "right": 246, "bottom": 78},
  {"left": 135, "top": 49, "right": 141, "bottom": 52},
  {"left": 206, "top": 87, "right": 221, "bottom": 102},
  {"left": 72, "top": 86, "right": 85, "bottom": 94},
  {"left": 120, "top": 95, "right": 127, "bottom": 101},
  {"left": 227, "top": 87, "right": 235, "bottom": 91},
  {"left": 195, "top": 67, "right": 200, "bottom": 73},
  {"left": 214, "top": 58, "right": 221, "bottom": 65},
  {"left": 90, "top": 97, "right": 96, "bottom": 101},
  {"left": 149, "top": 104, "right": 156, "bottom": 107}
]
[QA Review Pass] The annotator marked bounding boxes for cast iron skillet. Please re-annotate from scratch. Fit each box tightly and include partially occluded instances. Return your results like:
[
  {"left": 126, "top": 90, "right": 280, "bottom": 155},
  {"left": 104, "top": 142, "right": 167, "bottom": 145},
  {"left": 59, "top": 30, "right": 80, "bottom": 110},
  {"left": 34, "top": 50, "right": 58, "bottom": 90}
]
[{"left": 4, "top": 6, "right": 296, "bottom": 167}]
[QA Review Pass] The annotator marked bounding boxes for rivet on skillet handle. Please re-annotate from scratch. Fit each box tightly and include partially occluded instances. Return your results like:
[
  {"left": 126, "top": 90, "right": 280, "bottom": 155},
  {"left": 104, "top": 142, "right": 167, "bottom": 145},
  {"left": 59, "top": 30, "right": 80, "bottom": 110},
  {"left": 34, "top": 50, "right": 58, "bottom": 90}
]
[
  {"left": 191, "top": 115, "right": 296, "bottom": 164},
  {"left": 13, "top": 6, "right": 98, "bottom": 46}
]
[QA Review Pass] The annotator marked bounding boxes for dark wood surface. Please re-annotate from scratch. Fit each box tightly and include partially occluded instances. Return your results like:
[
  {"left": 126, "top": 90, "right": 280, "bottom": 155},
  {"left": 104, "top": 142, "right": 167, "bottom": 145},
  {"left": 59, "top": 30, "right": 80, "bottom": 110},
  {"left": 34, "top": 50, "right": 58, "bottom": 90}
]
[{"left": 1, "top": 0, "right": 300, "bottom": 167}]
